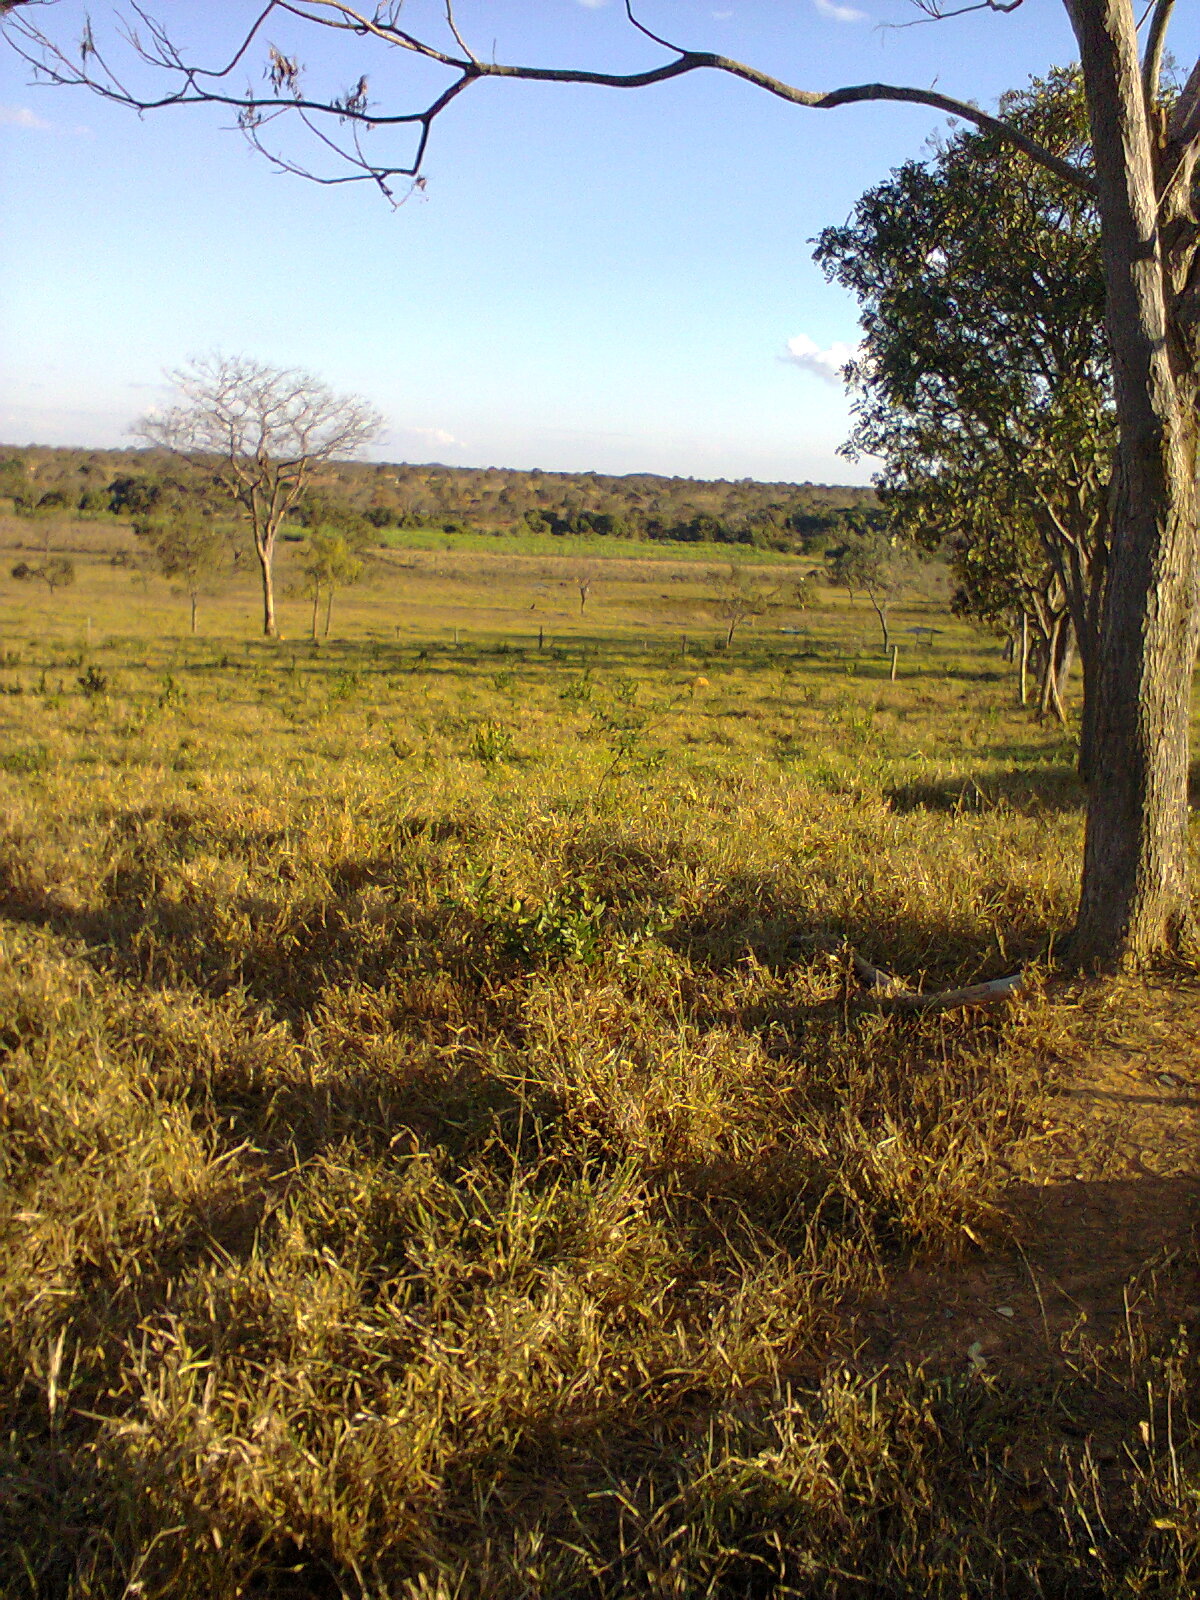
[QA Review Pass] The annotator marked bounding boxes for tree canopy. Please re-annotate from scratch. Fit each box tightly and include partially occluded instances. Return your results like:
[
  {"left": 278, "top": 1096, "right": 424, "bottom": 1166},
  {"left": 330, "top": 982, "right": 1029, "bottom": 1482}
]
[{"left": 814, "top": 68, "right": 1113, "bottom": 766}]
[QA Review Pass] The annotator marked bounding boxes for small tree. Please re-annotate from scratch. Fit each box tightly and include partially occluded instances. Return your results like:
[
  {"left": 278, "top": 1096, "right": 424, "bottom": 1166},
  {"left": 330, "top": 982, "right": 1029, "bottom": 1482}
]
[
  {"left": 713, "top": 567, "right": 774, "bottom": 649},
  {"left": 825, "top": 533, "right": 914, "bottom": 653},
  {"left": 136, "top": 356, "right": 381, "bottom": 638},
  {"left": 823, "top": 536, "right": 871, "bottom": 608},
  {"left": 133, "top": 515, "right": 229, "bottom": 634},
  {"left": 793, "top": 573, "right": 821, "bottom": 612},
  {"left": 576, "top": 572, "right": 594, "bottom": 615},
  {"left": 12, "top": 556, "right": 75, "bottom": 594},
  {"left": 300, "top": 530, "right": 364, "bottom": 639}
]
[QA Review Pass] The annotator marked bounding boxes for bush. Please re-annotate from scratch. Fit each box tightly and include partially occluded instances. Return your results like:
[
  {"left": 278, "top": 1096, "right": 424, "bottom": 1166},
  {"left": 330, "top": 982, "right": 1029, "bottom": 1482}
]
[
  {"left": 0, "top": 743, "right": 50, "bottom": 774},
  {"left": 77, "top": 666, "right": 109, "bottom": 699}
]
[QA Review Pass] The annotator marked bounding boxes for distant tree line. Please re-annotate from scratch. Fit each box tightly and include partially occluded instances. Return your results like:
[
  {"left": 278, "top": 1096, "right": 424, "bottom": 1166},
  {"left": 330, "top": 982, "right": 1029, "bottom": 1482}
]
[{"left": 0, "top": 445, "right": 876, "bottom": 554}]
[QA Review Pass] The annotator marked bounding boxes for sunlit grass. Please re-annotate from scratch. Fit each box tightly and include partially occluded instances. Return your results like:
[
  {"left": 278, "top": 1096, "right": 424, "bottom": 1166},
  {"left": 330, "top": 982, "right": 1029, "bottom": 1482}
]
[{"left": 1, "top": 519, "right": 1197, "bottom": 1597}]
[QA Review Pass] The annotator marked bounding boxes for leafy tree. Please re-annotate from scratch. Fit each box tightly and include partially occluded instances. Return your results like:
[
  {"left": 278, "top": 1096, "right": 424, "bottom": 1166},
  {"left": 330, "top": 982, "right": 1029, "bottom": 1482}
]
[
  {"left": 300, "top": 529, "right": 364, "bottom": 639},
  {"left": 12, "top": 556, "right": 75, "bottom": 593},
  {"left": 825, "top": 532, "right": 914, "bottom": 654},
  {"left": 922, "top": 469, "right": 1077, "bottom": 724},
  {"left": 0, "top": 455, "right": 30, "bottom": 508},
  {"left": 133, "top": 514, "right": 229, "bottom": 634},
  {"left": 107, "top": 473, "right": 167, "bottom": 516},
  {"left": 793, "top": 573, "right": 821, "bottom": 612},
  {"left": 7, "top": 3, "right": 1200, "bottom": 965},
  {"left": 823, "top": 535, "right": 871, "bottom": 608},
  {"left": 712, "top": 567, "right": 774, "bottom": 649},
  {"left": 134, "top": 356, "right": 381, "bottom": 638},
  {"left": 815, "top": 68, "right": 1111, "bottom": 770}
]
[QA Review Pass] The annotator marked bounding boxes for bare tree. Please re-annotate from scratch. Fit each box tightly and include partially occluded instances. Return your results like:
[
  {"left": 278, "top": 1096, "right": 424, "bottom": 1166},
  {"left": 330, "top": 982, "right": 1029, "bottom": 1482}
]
[
  {"left": 4, "top": 2, "right": 1200, "bottom": 968},
  {"left": 576, "top": 572, "right": 594, "bottom": 616},
  {"left": 135, "top": 356, "right": 381, "bottom": 637}
]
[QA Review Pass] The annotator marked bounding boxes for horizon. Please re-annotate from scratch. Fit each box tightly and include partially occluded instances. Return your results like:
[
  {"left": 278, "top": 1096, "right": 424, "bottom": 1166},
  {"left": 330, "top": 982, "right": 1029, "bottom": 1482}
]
[
  {"left": 7, "top": 3, "right": 1189, "bottom": 483},
  {"left": 0, "top": 439, "right": 873, "bottom": 492}
]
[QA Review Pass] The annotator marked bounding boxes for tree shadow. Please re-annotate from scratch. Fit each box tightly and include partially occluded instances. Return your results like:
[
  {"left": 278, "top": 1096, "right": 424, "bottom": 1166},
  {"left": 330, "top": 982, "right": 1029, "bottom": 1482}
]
[
  {"left": 661, "top": 868, "right": 1046, "bottom": 986},
  {"left": 888, "top": 756, "right": 1200, "bottom": 817},
  {"left": 854, "top": 1173, "right": 1199, "bottom": 1380},
  {"left": 886, "top": 765, "right": 1086, "bottom": 817}
]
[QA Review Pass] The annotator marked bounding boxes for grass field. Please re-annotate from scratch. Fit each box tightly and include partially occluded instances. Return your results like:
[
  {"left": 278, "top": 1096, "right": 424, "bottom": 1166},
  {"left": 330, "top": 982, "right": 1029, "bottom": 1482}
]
[{"left": 2, "top": 516, "right": 1198, "bottom": 1598}]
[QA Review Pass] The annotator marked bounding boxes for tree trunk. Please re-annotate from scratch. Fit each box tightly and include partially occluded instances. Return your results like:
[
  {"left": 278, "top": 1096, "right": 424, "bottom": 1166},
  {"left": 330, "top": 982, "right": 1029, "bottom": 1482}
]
[
  {"left": 1038, "top": 616, "right": 1059, "bottom": 721},
  {"left": 1078, "top": 642, "right": 1101, "bottom": 784},
  {"left": 1037, "top": 501, "right": 1106, "bottom": 778},
  {"left": 311, "top": 582, "right": 320, "bottom": 640},
  {"left": 1019, "top": 612, "right": 1029, "bottom": 707},
  {"left": 324, "top": 587, "right": 334, "bottom": 638},
  {"left": 1065, "top": 0, "right": 1200, "bottom": 967},
  {"left": 190, "top": 592, "right": 198, "bottom": 635},
  {"left": 1041, "top": 620, "right": 1073, "bottom": 726},
  {"left": 1056, "top": 628, "right": 1075, "bottom": 703},
  {"left": 867, "top": 588, "right": 890, "bottom": 653},
  {"left": 257, "top": 540, "right": 277, "bottom": 638}
]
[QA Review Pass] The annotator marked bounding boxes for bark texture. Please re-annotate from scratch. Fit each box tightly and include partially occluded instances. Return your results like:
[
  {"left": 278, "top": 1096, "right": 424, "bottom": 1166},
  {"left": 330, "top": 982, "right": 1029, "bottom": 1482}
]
[{"left": 1065, "top": 0, "right": 1200, "bottom": 967}]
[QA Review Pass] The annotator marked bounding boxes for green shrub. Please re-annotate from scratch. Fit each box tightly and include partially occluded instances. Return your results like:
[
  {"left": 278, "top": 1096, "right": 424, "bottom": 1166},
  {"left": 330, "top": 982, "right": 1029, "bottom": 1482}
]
[
  {"left": 0, "top": 743, "right": 50, "bottom": 774},
  {"left": 469, "top": 720, "right": 516, "bottom": 763}
]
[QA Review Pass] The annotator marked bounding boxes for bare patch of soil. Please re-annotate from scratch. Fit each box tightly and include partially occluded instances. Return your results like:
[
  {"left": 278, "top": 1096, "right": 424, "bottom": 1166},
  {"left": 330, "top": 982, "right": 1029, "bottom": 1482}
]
[{"left": 856, "top": 978, "right": 1200, "bottom": 1380}]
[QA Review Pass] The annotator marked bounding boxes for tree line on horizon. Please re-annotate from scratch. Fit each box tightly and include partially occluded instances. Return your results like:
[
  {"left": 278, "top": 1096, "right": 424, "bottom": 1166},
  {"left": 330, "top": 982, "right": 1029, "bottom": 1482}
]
[{"left": 0, "top": 444, "right": 876, "bottom": 555}]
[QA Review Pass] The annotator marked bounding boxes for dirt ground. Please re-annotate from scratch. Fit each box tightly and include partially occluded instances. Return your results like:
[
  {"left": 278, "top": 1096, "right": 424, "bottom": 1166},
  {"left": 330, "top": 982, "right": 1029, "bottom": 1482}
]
[{"left": 856, "top": 979, "right": 1200, "bottom": 1387}]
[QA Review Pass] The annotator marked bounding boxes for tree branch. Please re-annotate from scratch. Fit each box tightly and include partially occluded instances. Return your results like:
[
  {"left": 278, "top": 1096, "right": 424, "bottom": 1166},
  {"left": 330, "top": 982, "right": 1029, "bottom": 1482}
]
[
  {"left": 1141, "top": 0, "right": 1174, "bottom": 113},
  {"left": 1, "top": 1, "right": 1098, "bottom": 198}
]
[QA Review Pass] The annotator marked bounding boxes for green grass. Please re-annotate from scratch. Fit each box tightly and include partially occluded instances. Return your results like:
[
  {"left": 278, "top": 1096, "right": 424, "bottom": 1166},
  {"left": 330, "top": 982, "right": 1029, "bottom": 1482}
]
[
  {"left": 376, "top": 523, "right": 809, "bottom": 563},
  {"left": 1, "top": 518, "right": 1198, "bottom": 1598}
]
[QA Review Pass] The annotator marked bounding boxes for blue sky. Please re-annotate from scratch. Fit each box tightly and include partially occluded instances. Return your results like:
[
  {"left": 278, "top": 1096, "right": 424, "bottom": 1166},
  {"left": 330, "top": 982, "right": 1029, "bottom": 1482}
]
[{"left": 2, "top": 1, "right": 1196, "bottom": 484}]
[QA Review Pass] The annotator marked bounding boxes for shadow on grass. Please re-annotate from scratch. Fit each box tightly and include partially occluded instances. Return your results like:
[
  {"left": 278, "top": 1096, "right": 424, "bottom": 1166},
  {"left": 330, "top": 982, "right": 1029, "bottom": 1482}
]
[
  {"left": 886, "top": 764, "right": 1086, "bottom": 817},
  {"left": 4, "top": 833, "right": 1199, "bottom": 1594},
  {"left": 661, "top": 868, "right": 1049, "bottom": 987},
  {"left": 887, "top": 758, "right": 1200, "bottom": 817}
]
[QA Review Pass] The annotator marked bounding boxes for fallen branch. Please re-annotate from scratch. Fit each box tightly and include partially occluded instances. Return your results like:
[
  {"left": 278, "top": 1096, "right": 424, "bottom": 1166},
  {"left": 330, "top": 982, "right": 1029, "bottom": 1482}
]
[{"left": 850, "top": 950, "right": 1028, "bottom": 1012}]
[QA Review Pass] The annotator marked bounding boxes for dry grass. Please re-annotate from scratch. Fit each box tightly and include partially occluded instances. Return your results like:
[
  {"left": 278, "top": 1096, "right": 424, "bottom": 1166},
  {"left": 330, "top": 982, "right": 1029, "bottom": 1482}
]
[{"left": 1, "top": 519, "right": 1197, "bottom": 1597}]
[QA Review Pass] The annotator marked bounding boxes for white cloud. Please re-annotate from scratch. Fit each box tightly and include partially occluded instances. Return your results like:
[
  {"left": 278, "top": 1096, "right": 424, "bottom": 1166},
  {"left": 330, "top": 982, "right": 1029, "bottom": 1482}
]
[
  {"left": 404, "top": 425, "right": 460, "bottom": 451},
  {"left": 781, "top": 333, "right": 860, "bottom": 385},
  {"left": 0, "top": 103, "right": 92, "bottom": 137},
  {"left": 814, "top": 0, "right": 868, "bottom": 21},
  {"left": 0, "top": 105, "right": 53, "bottom": 131}
]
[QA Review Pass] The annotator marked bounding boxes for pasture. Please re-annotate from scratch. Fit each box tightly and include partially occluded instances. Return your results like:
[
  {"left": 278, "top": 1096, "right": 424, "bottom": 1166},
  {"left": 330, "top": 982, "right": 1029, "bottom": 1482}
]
[{"left": 1, "top": 516, "right": 1197, "bottom": 1597}]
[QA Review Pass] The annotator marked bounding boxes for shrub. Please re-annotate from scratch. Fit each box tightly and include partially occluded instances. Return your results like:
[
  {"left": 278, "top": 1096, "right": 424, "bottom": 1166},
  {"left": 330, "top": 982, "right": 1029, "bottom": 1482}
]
[{"left": 0, "top": 743, "right": 50, "bottom": 774}]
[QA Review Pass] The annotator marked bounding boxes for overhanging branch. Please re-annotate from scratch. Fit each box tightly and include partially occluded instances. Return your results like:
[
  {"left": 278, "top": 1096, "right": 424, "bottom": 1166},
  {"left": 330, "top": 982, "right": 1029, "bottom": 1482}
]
[{"left": 1, "top": 0, "right": 1099, "bottom": 199}]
